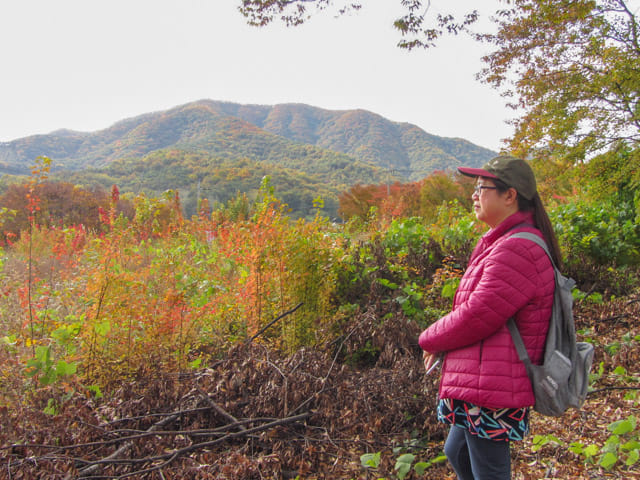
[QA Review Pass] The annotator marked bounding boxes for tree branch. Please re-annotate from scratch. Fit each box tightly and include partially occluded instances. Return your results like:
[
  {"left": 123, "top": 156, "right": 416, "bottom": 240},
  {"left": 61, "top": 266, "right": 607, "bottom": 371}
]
[
  {"left": 194, "top": 383, "right": 247, "bottom": 431},
  {"left": 246, "top": 302, "right": 303, "bottom": 344},
  {"left": 589, "top": 385, "right": 640, "bottom": 395},
  {"left": 72, "top": 412, "right": 311, "bottom": 479}
]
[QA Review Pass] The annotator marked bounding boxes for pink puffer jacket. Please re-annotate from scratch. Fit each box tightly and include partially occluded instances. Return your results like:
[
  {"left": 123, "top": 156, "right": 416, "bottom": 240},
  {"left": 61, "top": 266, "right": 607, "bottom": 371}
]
[{"left": 419, "top": 211, "right": 555, "bottom": 409}]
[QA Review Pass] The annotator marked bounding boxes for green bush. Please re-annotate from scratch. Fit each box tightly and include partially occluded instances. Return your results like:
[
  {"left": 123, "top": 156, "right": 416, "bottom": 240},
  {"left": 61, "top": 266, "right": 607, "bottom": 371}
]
[
  {"left": 429, "top": 200, "right": 480, "bottom": 265},
  {"left": 550, "top": 200, "right": 640, "bottom": 295},
  {"left": 331, "top": 218, "right": 444, "bottom": 325},
  {"left": 551, "top": 200, "right": 640, "bottom": 267}
]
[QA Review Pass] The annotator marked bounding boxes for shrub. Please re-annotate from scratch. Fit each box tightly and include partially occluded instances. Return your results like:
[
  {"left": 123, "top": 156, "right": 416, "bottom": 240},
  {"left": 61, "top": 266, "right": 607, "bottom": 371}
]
[
  {"left": 550, "top": 199, "right": 640, "bottom": 295},
  {"left": 551, "top": 200, "right": 640, "bottom": 267},
  {"left": 429, "top": 200, "right": 481, "bottom": 266}
]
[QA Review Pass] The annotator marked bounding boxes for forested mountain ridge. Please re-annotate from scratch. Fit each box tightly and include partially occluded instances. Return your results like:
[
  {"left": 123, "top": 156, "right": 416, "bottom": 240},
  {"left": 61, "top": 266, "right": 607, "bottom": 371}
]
[
  {"left": 0, "top": 100, "right": 495, "bottom": 180},
  {"left": 167, "top": 100, "right": 496, "bottom": 179}
]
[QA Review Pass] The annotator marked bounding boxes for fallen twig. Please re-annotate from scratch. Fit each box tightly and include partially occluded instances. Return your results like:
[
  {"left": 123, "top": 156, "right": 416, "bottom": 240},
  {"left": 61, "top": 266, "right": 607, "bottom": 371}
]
[
  {"left": 246, "top": 302, "right": 303, "bottom": 344},
  {"left": 2, "top": 418, "right": 280, "bottom": 454},
  {"left": 68, "top": 405, "right": 184, "bottom": 479},
  {"left": 194, "top": 383, "right": 247, "bottom": 431},
  {"left": 598, "top": 313, "right": 630, "bottom": 323},
  {"left": 588, "top": 385, "right": 640, "bottom": 395},
  {"left": 102, "top": 406, "right": 212, "bottom": 426},
  {"left": 72, "top": 412, "right": 311, "bottom": 479}
]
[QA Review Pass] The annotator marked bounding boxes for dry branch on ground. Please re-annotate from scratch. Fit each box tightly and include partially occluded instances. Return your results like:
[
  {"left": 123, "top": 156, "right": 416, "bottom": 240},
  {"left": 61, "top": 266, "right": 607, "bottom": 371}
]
[{"left": 1, "top": 294, "right": 640, "bottom": 479}]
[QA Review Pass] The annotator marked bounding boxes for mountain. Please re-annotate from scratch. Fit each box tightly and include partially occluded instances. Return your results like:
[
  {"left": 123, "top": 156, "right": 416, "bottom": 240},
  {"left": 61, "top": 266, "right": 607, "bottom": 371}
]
[
  {"left": 0, "top": 100, "right": 497, "bottom": 219},
  {"left": 202, "top": 101, "right": 496, "bottom": 179},
  {"left": 0, "top": 100, "right": 496, "bottom": 180}
]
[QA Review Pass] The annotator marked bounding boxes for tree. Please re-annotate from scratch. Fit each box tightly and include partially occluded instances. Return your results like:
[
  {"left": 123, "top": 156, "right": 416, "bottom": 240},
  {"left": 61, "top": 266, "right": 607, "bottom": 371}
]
[
  {"left": 238, "top": 0, "right": 479, "bottom": 49},
  {"left": 239, "top": 1, "right": 639, "bottom": 162},
  {"left": 0, "top": 181, "right": 134, "bottom": 240},
  {"left": 338, "top": 183, "right": 380, "bottom": 220},
  {"left": 478, "top": 0, "right": 640, "bottom": 162},
  {"left": 417, "top": 171, "right": 472, "bottom": 222},
  {"left": 337, "top": 172, "right": 470, "bottom": 222}
]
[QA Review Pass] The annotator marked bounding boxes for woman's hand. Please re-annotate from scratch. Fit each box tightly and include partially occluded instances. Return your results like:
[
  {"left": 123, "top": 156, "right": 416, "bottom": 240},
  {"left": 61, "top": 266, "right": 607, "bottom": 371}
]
[{"left": 423, "top": 350, "right": 437, "bottom": 373}]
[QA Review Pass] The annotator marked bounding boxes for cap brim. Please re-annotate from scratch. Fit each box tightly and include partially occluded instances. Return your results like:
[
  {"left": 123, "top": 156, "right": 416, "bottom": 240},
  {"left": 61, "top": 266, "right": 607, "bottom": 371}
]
[{"left": 457, "top": 166, "right": 499, "bottom": 179}]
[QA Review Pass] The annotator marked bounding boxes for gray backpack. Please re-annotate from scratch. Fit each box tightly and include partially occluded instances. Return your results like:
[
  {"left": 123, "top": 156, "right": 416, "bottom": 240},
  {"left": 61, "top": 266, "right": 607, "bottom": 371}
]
[{"left": 507, "top": 232, "right": 595, "bottom": 417}]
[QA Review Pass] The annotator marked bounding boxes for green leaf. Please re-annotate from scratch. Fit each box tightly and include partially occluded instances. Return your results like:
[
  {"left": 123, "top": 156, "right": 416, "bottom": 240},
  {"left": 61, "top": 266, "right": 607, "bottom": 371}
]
[
  {"left": 609, "top": 419, "right": 634, "bottom": 435},
  {"left": 613, "top": 366, "right": 627, "bottom": 376},
  {"left": 43, "top": 398, "right": 58, "bottom": 416},
  {"left": 430, "top": 454, "right": 448, "bottom": 464},
  {"left": 583, "top": 444, "right": 599, "bottom": 458},
  {"left": 624, "top": 391, "right": 640, "bottom": 401},
  {"left": 621, "top": 440, "right": 640, "bottom": 451},
  {"left": 87, "top": 384, "right": 103, "bottom": 400},
  {"left": 602, "top": 435, "right": 621, "bottom": 453},
  {"left": 396, "top": 453, "right": 415, "bottom": 464},
  {"left": 396, "top": 463, "right": 411, "bottom": 479},
  {"left": 51, "top": 323, "right": 81, "bottom": 344},
  {"left": 94, "top": 320, "right": 111, "bottom": 336},
  {"left": 599, "top": 451, "right": 618, "bottom": 469},
  {"left": 414, "top": 461, "right": 429, "bottom": 475},
  {"left": 605, "top": 342, "right": 621, "bottom": 355},
  {"left": 55, "top": 360, "right": 77, "bottom": 377},
  {"left": 395, "top": 453, "right": 415, "bottom": 480},
  {"left": 1, "top": 334, "right": 17, "bottom": 345},
  {"left": 569, "top": 442, "right": 584, "bottom": 455},
  {"left": 441, "top": 278, "right": 460, "bottom": 299},
  {"left": 35, "top": 345, "right": 52, "bottom": 365},
  {"left": 376, "top": 278, "right": 398, "bottom": 289},
  {"left": 626, "top": 449, "right": 640, "bottom": 466},
  {"left": 360, "top": 452, "right": 381, "bottom": 469},
  {"left": 532, "top": 434, "right": 545, "bottom": 452},
  {"left": 40, "top": 368, "right": 58, "bottom": 386},
  {"left": 531, "top": 434, "right": 559, "bottom": 452},
  {"left": 25, "top": 345, "right": 53, "bottom": 379}
]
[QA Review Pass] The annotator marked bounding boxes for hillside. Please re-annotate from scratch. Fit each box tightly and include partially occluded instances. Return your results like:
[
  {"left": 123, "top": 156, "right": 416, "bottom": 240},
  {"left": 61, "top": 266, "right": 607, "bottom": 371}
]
[
  {"left": 197, "top": 100, "right": 496, "bottom": 179},
  {"left": 0, "top": 100, "right": 495, "bottom": 180},
  {"left": 63, "top": 150, "right": 356, "bottom": 220}
]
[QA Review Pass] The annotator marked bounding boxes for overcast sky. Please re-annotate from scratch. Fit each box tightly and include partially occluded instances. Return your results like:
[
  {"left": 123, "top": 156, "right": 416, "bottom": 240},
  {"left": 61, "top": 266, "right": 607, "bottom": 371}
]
[{"left": 1, "top": 0, "right": 512, "bottom": 152}]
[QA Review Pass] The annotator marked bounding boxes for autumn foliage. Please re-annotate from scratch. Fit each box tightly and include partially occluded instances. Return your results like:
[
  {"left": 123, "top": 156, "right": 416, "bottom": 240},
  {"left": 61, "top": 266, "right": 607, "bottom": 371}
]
[
  {"left": 338, "top": 171, "right": 472, "bottom": 223},
  {"left": 0, "top": 159, "right": 639, "bottom": 478},
  {"left": 0, "top": 179, "right": 134, "bottom": 244}
]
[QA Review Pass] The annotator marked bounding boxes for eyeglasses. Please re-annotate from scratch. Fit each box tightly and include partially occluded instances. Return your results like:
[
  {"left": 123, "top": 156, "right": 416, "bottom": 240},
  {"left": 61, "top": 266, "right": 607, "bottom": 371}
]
[{"left": 473, "top": 185, "right": 499, "bottom": 196}]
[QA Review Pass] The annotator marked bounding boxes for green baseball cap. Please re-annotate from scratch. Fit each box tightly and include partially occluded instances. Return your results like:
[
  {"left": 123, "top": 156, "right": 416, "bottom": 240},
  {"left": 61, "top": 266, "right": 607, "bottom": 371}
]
[{"left": 458, "top": 155, "right": 537, "bottom": 200}]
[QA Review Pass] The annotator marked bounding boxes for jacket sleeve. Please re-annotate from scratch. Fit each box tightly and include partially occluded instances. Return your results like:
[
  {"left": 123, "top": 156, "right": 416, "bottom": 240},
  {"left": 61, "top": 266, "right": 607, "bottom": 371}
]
[{"left": 419, "top": 239, "right": 543, "bottom": 353}]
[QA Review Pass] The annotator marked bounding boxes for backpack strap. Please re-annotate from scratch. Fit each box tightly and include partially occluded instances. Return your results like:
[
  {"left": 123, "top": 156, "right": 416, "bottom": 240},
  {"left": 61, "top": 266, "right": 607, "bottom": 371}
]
[
  {"left": 507, "top": 318, "right": 534, "bottom": 369},
  {"left": 508, "top": 231, "right": 556, "bottom": 269},
  {"left": 506, "top": 231, "right": 554, "bottom": 370}
]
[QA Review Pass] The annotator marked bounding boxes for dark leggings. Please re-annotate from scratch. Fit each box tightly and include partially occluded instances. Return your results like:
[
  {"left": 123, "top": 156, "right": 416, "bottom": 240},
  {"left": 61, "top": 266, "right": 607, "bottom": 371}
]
[{"left": 444, "top": 426, "right": 511, "bottom": 480}]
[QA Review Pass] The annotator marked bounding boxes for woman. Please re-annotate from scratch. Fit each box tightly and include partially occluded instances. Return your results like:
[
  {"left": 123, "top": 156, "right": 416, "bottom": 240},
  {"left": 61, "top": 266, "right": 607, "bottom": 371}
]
[{"left": 419, "top": 155, "right": 561, "bottom": 479}]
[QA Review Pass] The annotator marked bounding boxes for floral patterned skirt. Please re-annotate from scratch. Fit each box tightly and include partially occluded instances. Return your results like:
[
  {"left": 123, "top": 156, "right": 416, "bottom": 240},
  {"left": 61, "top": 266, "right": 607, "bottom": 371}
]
[{"left": 437, "top": 398, "right": 530, "bottom": 441}]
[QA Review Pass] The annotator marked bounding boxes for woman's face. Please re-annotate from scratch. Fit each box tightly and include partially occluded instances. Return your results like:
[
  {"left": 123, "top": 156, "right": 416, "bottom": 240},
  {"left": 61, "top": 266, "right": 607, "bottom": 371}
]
[{"left": 472, "top": 177, "right": 518, "bottom": 228}]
